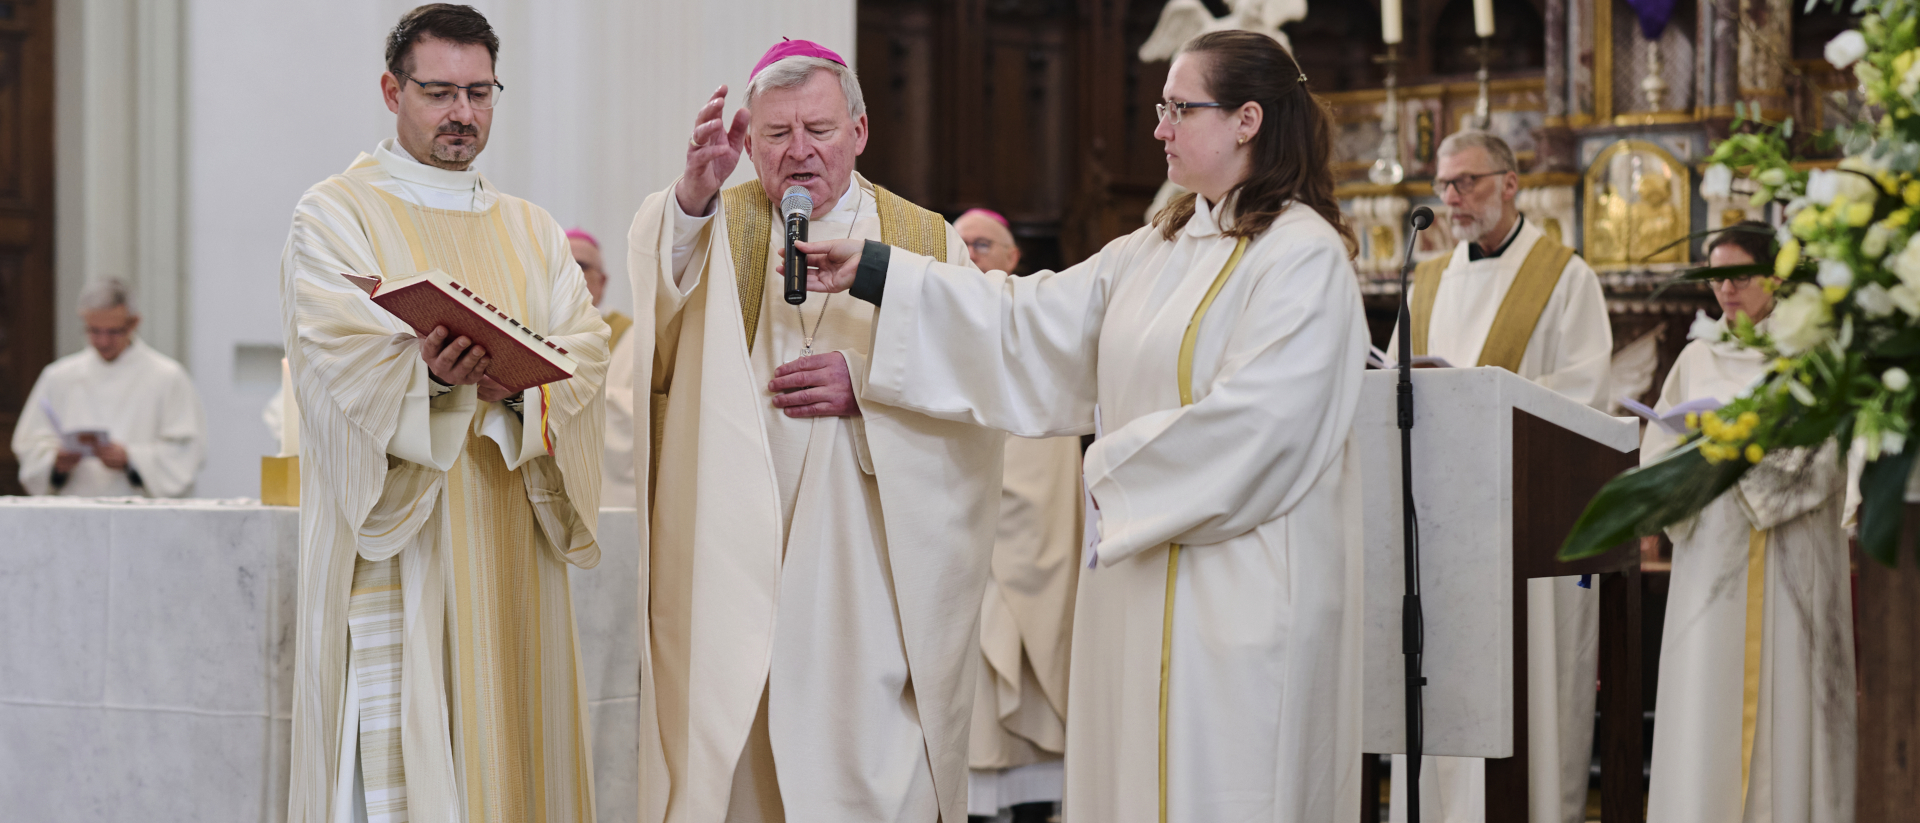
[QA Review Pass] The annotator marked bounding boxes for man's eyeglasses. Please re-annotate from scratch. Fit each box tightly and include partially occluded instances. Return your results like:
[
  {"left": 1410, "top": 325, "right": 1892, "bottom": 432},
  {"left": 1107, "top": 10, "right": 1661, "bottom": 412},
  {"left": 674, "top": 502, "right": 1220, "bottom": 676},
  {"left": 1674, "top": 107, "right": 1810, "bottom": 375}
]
[
  {"left": 1432, "top": 171, "right": 1508, "bottom": 196},
  {"left": 395, "top": 72, "right": 505, "bottom": 110},
  {"left": 1155, "top": 100, "right": 1225, "bottom": 126},
  {"left": 966, "top": 238, "right": 998, "bottom": 255}
]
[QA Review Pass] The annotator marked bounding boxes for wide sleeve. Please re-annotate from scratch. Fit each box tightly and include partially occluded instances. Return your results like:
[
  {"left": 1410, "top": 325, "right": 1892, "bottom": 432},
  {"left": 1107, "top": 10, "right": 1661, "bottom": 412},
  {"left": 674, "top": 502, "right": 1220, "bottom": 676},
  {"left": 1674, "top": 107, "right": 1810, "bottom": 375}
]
[
  {"left": 1084, "top": 235, "right": 1369, "bottom": 564},
  {"left": 862, "top": 232, "right": 1141, "bottom": 438},
  {"left": 1639, "top": 341, "right": 1699, "bottom": 465},
  {"left": 11, "top": 367, "right": 60, "bottom": 495},
  {"left": 1535, "top": 257, "right": 1614, "bottom": 408},
  {"left": 125, "top": 367, "right": 206, "bottom": 498}
]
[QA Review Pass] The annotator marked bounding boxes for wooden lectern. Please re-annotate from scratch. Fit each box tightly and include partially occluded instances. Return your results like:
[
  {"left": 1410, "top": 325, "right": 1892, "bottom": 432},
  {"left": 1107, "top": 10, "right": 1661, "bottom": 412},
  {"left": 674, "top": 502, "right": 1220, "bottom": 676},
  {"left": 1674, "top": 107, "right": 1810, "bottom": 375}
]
[{"left": 1356, "top": 368, "right": 1643, "bottom": 822}]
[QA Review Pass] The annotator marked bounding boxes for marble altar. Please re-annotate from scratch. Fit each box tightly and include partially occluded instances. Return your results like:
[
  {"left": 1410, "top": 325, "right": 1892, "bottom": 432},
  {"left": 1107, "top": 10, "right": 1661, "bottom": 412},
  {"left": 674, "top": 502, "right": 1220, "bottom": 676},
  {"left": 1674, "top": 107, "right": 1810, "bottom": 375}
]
[{"left": 0, "top": 497, "right": 641, "bottom": 823}]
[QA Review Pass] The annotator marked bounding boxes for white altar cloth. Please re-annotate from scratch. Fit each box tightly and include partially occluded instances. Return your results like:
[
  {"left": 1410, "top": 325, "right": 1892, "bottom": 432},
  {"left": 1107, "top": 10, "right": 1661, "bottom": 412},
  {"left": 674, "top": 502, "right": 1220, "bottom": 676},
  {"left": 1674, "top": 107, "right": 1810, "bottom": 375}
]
[{"left": 0, "top": 497, "right": 641, "bottom": 823}]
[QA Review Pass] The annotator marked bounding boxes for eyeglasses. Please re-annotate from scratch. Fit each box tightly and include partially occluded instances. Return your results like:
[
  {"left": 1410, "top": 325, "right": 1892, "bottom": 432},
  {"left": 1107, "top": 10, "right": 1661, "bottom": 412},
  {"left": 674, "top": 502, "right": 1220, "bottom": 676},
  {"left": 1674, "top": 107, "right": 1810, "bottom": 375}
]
[
  {"left": 1432, "top": 171, "right": 1508, "bottom": 196},
  {"left": 85, "top": 323, "right": 134, "bottom": 338},
  {"left": 1155, "top": 100, "right": 1225, "bottom": 126},
  {"left": 395, "top": 72, "right": 505, "bottom": 110},
  {"left": 966, "top": 238, "right": 998, "bottom": 255}
]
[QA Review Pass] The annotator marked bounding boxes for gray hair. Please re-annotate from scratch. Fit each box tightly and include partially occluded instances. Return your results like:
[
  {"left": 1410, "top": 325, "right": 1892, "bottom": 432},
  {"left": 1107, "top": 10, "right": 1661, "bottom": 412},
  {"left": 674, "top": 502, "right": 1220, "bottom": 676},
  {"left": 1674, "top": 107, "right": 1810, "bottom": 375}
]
[
  {"left": 744, "top": 57, "right": 866, "bottom": 119},
  {"left": 1437, "top": 130, "right": 1518, "bottom": 175},
  {"left": 78, "top": 278, "right": 134, "bottom": 314}
]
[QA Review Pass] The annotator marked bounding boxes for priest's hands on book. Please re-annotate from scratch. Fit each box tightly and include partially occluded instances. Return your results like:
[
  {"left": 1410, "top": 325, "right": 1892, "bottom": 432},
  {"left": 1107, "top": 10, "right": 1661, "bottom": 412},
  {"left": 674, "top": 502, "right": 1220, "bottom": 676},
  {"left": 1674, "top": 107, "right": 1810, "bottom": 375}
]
[
  {"left": 769, "top": 353, "right": 860, "bottom": 418},
  {"left": 417, "top": 324, "right": 515, "bottom": 403}
]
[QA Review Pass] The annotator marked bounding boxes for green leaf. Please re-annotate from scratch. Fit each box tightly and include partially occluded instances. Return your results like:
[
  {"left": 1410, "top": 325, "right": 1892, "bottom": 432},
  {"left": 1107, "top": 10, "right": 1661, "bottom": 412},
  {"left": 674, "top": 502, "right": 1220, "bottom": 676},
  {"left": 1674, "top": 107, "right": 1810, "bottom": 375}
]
[
  {"left": 1871, "top": 327, "right": 1920, "bottom": 358},
  {"left": 1857, "top": 446, "right": 1917, "bottom": 566},
  {"left": 1735, "top": 101, "right": 1748, "bottom": 120},
  {"left": 1558, "top": 441, "right": 1751, "bottom": 561}
]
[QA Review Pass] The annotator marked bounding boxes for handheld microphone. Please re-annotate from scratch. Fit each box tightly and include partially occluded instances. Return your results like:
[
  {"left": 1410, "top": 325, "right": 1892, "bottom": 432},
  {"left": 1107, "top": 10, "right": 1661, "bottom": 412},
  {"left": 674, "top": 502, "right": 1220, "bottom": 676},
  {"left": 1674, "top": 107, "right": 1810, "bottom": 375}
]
[{"left": 782, "top": 186, "right": 812, "bottom": 305}]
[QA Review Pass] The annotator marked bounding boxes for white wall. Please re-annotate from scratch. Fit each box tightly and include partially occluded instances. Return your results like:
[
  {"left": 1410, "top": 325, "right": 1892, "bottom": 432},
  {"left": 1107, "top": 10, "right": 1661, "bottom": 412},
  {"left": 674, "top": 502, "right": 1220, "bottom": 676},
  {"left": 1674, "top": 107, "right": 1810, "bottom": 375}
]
[{"left": 57, "top": 0, "right": 855, "bottom": 498}]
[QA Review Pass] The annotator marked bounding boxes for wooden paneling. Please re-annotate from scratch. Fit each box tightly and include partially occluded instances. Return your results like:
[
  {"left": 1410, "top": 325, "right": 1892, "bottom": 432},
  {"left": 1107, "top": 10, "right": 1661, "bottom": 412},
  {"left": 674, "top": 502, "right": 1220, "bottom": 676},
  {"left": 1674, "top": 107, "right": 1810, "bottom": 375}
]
[
  {"left": 0, "top": 0, "right": 53, "bottom": 496},
  {"left": 1858, "top": 521, "right": 1920, "bottom": 820},
  {"left": 857, "top": 0, "right": 1175, "bottom": 273}
]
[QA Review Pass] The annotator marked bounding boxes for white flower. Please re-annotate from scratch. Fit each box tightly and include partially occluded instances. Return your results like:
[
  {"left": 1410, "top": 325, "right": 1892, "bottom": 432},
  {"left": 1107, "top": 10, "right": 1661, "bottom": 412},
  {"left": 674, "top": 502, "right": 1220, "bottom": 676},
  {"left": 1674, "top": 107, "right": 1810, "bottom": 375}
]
[
  {"left": 1772, "top": 284, "right": 1835, "bottom": 356},
  {"left": 1701, "top": 164, "right": 1735, "bottom": 200},
  {"left": 1858, "top": 282, "right": 1897, "bottom": 318},
  {"left": 1886, "top": 367, "right": 1912, "bottom": 391},
  {"left": 1688, "top": 309, "right": 1724, "bottom": 342},
  {"left": 1807, "top": 169, "right": 1842, "bottom": 204},
  {"left": 1886, "top": 430, "right": 1907, "bottom": 456},
  {"left": 1828, "top": 30, "right": 1869, "bottom": 69},
  {"left": 1899, "top": 59, "right": 1920, "bottom": 100},
  {"left": 1818, "top": 259, "right": 1855, "bottom": 289},
  {"left": 1866, "top": 222, "right": 1894, "bottom": 258},
  {"left": 1759, "top": 167, "right": 1790, "bottom": 188},
  {"left": 1892, "top": 237, "right": 1920, "bottom": 289},
  {"left": 1890, "top": 284, "right": 1920, "bottom": 317},
  {"left": 1837, "top": 158, "right": 1885, "bottom": 202},
  {"left": 1777, "top": 221, "right": 1797, "bottom": 247}
]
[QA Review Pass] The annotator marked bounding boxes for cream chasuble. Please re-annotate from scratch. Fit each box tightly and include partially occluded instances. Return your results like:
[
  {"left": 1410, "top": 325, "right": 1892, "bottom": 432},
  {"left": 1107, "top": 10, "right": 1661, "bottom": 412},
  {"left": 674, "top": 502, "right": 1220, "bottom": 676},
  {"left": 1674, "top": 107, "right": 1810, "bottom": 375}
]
[
  {"left": 13, "top": 339, "right": 206, "bottom": 497},
  {"left": 1642, "top": 320, "right": 1855, "bottom": 823},
  {"left": 627, "top": 173, "right": 1004, "bottom": 823},
  {"left": 1386, "top": 218, "right": 1613, "bottom": 823},
  {"left": 968, "top": 433, "right": 1084, "bottom": 813},
  {"left": 603, "top": 327, "right": 638, "bottom": 509},
  {"left": 861, "top": 197, "right": 1369, "bottom": 823},
  {"left": 282, "top": 142, "right": 610, "bottom": 823}
]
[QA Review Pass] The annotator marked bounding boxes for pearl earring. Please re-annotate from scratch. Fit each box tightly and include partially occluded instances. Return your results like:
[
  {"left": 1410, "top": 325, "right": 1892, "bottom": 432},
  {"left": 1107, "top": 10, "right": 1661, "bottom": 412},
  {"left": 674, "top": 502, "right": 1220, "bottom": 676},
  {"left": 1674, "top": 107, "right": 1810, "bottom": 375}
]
[{"left": 1238, "top": 136, "right": 1247, "bottom": 146}]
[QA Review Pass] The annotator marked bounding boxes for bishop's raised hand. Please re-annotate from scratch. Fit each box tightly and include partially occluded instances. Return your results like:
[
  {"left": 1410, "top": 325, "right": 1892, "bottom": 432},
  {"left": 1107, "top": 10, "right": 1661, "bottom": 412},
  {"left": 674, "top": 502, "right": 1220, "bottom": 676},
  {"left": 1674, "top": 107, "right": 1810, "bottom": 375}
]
[{"left": 674, "top": 85, "right": 752, "bottom": 217}]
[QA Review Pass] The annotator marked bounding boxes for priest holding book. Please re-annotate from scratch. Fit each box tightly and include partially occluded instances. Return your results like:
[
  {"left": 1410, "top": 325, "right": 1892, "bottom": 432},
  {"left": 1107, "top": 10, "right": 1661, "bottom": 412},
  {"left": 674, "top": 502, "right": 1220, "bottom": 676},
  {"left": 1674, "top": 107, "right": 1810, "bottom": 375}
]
[
  {"left": 1386, "top": 130, "right": 1613, "bottom": 823},
  {"left": 625, "top": 39, "right": 1002, "bottom": 823},
  {"left": 279, "top": 6, "right": 609, "bottom": 822}
]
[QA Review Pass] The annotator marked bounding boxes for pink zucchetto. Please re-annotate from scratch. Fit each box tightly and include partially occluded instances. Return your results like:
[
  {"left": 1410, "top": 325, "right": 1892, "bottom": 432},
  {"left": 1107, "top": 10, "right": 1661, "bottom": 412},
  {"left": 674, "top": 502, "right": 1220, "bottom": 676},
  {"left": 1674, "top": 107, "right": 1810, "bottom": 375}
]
[
  {"left": 959, "top": 208, "right": 1010, "bottom": 228},
  {"left": 750, "top": 38, "right": 848, "bottom": 80},
  {"left": 564, "top": 228, "right": 599, "bottom": 249}
]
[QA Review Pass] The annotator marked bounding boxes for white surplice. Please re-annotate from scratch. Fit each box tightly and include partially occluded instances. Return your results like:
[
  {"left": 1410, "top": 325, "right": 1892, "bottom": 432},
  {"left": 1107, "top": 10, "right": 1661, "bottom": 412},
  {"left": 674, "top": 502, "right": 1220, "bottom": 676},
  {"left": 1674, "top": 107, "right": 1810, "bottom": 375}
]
[
  {"left": 1387, "top": 217, "right": 1614, "bottom": 823},
  {"left": 13, "top": 338, "right": 206, "bottom": 497},
  {"left": 861, "top": 196, "right": 1369, "bottom": 823},
  {"left": 968, "top": 433, "right": 1084, "bottom": 816},
  {"left": 1642, "top": 319, "right": 1855, "bottom": 823},
  {"left": 629, "top": 174, "right": 1003, "bottom": 823}
]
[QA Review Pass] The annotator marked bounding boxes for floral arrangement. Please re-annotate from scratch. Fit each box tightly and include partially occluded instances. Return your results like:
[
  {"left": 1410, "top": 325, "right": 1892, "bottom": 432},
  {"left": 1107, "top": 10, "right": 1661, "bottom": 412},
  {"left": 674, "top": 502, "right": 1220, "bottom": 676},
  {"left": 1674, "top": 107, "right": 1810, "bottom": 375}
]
[{"left": 1560, "top": 0, "right": 1920, "bottom": 565}]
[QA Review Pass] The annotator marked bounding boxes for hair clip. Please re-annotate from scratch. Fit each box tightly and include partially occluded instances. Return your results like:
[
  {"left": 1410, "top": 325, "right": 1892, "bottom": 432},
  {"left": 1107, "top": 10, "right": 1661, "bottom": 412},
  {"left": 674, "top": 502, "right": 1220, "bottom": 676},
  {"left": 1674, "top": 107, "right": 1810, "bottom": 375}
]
[{"left": 1298, "top": 73, "right": 1309, "bottom": 83}]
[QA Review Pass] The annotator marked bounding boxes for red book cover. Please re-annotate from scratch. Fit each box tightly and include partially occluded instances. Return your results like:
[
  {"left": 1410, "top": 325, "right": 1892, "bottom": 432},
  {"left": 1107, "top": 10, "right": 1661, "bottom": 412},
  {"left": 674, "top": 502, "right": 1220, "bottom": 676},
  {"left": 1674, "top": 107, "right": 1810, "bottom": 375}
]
[{"left": 344, "top": 271, "right": 577, "bottom": 394}]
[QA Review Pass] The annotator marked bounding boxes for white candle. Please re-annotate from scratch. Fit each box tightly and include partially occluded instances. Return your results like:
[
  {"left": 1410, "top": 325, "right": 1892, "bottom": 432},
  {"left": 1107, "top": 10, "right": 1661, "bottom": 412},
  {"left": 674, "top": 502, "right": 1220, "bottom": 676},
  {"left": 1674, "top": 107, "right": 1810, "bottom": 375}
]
[
  {"left": 1473, "top": 0, "right": 1495, "bottom": 38},
  {"left": 280, "top": 358, "right": 302, "bottom": 458},
  {"left": 1382, "top": 0, "right": 1403, "bottom": 45}
]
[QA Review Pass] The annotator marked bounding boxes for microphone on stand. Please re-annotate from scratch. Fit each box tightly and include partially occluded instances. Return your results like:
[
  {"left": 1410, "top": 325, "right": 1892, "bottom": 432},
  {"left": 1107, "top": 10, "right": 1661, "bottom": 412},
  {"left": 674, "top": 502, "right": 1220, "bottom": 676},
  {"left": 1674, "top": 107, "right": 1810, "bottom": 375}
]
[
  {"left": 1397, "top": 204, "right": 1433, "bottom": 823},
  {"left": 782, "top": 186, "right": 812, "bottom": 305}
]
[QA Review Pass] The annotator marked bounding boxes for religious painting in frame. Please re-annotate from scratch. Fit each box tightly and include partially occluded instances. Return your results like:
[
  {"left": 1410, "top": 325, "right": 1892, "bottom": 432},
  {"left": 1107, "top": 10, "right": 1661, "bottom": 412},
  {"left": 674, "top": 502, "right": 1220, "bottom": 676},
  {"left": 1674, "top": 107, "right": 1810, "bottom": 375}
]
[{"left": 1581, "top": 139, "right": 1693, "bottom": 271}]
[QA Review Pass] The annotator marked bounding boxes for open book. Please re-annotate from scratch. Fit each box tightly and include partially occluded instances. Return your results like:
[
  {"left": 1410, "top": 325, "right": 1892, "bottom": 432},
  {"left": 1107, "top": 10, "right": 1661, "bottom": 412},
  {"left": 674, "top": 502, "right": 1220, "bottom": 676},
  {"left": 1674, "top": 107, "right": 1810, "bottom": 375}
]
[
  {"left": 38, "top": 398, "right": 108, "bottom": 455},
  {"left": 1366, "top": 345, "right": 1455, "bottom": 370},
  {"left": 344, "top": 270, "right": 577, "bottom": 394},
  {"left": 1619, "top": 396, "right": 1721, "bottom": 435}
]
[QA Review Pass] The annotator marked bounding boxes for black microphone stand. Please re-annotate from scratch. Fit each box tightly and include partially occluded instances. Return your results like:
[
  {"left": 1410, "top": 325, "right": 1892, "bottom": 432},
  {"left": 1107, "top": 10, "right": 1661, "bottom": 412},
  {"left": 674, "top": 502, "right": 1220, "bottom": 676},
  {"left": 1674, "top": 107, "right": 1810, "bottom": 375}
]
[{"left": 1396, "top": 207, "right": 1432, "bottom": 822}]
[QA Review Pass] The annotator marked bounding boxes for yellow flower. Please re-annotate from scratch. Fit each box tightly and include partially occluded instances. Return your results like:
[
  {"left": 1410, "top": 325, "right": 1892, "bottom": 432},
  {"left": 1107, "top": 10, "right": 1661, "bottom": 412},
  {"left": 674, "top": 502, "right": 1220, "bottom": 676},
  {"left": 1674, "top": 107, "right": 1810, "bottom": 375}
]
[
  {"left": 1746, "top": 443, "right": 1765, "bottom": 463},
  {"left": 1738, "top": 411, "right": 1760, "bottom": 429},
  {"left": 1895, "top": 49, "right": 1915, "bottom": 77},
  {"left": 1777, "top": 239, "right": 1802, "bottom": 276},
  {"left": 1849, "top": 202, "right": 1876, "bottom": 226},
  {"left": 1792, "top": 208, "right": 1822, "bottom": 237},
  {"left": 1685, "top": 411, "right": 1700, "bottom": 430},
  {"left": 1890, "top": 209, "right": 1913, "bottom": 228},
  {"left": 1774, "top": 358, "right": 1792, "bottom": 372},
  {"left": 1905, "top": 181, "right": 1920, "bottom": 207},
  {"left": 1824, "top": 284, "right": 1851, "bottom": 303}
]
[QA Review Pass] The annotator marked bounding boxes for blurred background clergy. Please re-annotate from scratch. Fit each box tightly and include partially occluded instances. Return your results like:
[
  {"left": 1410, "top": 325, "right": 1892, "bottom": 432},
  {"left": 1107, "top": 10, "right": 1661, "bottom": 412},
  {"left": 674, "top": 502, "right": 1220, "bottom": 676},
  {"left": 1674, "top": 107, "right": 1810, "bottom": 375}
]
[{"left": 13, "top": 277, "right": 205, "bottom": 497}]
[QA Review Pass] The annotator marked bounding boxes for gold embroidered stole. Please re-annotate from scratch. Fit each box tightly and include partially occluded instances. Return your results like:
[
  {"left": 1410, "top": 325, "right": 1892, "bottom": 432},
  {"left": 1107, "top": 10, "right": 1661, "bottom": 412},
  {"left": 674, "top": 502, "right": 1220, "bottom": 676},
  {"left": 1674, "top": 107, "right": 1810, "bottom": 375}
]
[
  {"left": 1408, "top": 233, "right": 1575, "bottom": 372},
  {"left": 719, "top": 180, "right": 949, "bottom": 352}
]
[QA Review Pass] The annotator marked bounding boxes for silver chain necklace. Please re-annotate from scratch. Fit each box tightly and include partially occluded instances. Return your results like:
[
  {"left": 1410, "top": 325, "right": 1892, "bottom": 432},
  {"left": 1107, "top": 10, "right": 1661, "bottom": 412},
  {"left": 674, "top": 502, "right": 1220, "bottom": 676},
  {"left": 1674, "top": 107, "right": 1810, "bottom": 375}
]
[{"left": 793, "top": 185, "right": 861, "bottom": 356}]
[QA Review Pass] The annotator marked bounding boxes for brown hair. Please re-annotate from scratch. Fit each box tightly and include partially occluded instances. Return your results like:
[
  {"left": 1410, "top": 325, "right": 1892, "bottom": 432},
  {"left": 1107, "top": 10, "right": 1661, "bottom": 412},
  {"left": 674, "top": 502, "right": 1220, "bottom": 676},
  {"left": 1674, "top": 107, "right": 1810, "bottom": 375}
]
[
  {"left": 386, "top": 4, "right": 499, "bottom": 78},
  {"left": 1151, "top": 30, "right": 1356, "bottom": 257},
  {"left": 1705, "top": 220, "right": 1775, "bottom": 266}
]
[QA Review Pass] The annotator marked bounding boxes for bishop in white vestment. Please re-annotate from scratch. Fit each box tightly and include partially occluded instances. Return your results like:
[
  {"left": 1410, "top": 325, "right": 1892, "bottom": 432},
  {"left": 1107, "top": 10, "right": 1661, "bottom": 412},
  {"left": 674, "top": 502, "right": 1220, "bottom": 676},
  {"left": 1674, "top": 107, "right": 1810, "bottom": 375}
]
[
  {"left": 628, "top": 41, "right": 1003, "bottom": 823},
  {"left": 1643, "top": 228, "right": 1855, "bottom": 823},
  {"left": 14, "top": 278, "right": 205, "bottom": 497},
  {"left": 283, "top": 14, "right": 609, "bottom": 822},
  {"left": 1387, "top": 132, "right": 1613, "bottom": 823}
]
